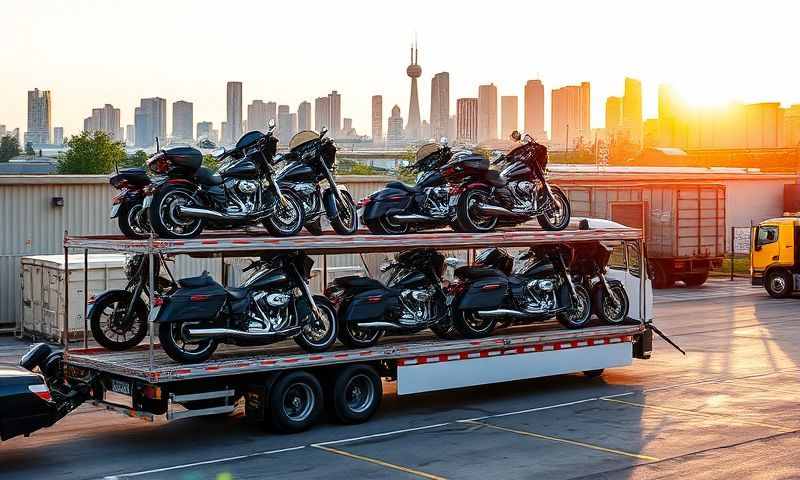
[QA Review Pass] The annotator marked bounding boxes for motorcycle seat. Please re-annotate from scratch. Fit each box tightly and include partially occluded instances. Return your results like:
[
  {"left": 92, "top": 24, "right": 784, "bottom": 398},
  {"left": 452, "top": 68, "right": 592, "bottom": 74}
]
[
  {"left": 178, "top": 273, "right": 218, "bottom": 288},
  {"left": 225, "top": 287, "right": 249, "bottom": 300},
  {"left": 454, "top": 266, "right": 506, "bottom": 280},
  {"left": 195, "top": 167, "right": 224, "bottom": 186},
  {"left": 385, "top": 181, "right": 416, "bottom": 192},
  {"left": 485, "top": 170, "right": 507, "bottom": 187},
  {"left": 334, "top": 275, "right": 386, "bottom": 291}
]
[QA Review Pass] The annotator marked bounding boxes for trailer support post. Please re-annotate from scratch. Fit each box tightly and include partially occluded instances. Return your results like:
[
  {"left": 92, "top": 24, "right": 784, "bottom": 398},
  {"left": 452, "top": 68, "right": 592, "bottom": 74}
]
[
  {"left": 148, "top": 234, "right": 156, "bottom": 370},
  {"left": 63, "top": 230, "right": 69, "bottom": 350},
  {"left": 84, "top": 249, "right": 89, "bottom": 349}
]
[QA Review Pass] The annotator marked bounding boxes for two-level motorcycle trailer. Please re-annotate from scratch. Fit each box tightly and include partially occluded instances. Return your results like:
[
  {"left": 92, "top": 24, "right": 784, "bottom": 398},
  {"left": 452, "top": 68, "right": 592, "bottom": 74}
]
[{"left": 60, "top": 225, "right": 654, "bottom": 432}]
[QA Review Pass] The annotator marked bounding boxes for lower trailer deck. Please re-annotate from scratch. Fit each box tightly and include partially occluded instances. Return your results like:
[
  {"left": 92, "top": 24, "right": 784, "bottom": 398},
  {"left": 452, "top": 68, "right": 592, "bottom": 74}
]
[{"left": 64, "top": 323, "right": 645, "bottom": 384}]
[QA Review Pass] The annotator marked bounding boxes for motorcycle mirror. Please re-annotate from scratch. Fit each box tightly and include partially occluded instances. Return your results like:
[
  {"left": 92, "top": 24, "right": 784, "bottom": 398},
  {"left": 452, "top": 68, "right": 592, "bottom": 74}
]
[
  {"left": 440, "top": 136, "right": 448, "bottom": 146},
  {"left": 510, "top": 130, "right": 521, "bottom": 142},
  {"left": 523, "top": 133, "right": 534, "bottom": 143},
  {"left": 444, "top": 257, "right": 462, "bottom": 268},
  {"left": 320, "top": 126, "right": 328, "bottom": 138},
  {"left": 268, "top": 119, "right": 276, "bottom": 129}
]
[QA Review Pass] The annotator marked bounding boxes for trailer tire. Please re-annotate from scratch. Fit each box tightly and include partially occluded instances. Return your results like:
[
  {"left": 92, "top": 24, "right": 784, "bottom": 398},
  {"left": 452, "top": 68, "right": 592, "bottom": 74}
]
[
  {"left": 765, "top": 269, "right": 792, "bottom": 298},
  {"left": 682, "top": 272, "right": 709, "bottom": 288},
  {"left": 268, "top": 371, "right": 324, "bottom": 433},
  {"left": 651, "top": 262, "right": 673, "bottom": 289},
  {"left": 330, "top": 365, "right": 382, "bottom": 424}
]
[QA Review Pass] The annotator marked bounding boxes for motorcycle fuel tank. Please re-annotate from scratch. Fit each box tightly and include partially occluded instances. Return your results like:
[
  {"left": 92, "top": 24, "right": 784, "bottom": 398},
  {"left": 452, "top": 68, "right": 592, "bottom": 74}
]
[
  {"left": 277, "top": 162, "right": 316, "bottom": 183},
  {"left": 218, "top": 159, "right": 259, "bottom": 179},
  {"left": 501, "top": 162, "right": 531, "bottom": 180},
  {"left": 244, "top": 270, "right": 291, "bottom": 290},
  {"left": 394, "top": 271, "right": 428, "bottom": 289},
  {"left": 416, "top": 170, "right": 444, "bottom": 189}
]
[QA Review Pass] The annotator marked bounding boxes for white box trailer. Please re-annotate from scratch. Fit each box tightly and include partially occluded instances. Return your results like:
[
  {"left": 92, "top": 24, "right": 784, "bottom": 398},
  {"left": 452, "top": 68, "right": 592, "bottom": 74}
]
[{"left": 59, "top": 226, "right": 656, "bottom": 433}]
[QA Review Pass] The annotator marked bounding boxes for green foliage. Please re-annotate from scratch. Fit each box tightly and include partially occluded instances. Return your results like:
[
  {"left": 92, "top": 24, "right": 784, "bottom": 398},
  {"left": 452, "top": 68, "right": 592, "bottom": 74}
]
[
  {"left": 121, "top": 150, "right": 149, "bottom": 168},
  {"left": 57, "top": 131, "right": 127, "bottom": 174},
  {"left": 348, "top": 163, "right": 380, "bottom": 175},
  {"left": 202, "top": 154, "right": 220, "bottom": 172},
  {"left": 0, "top": 135, "right": 20, "bottom": 162},
  {"left": 472, "top": 147, "right": 493, "bottom": 160}
]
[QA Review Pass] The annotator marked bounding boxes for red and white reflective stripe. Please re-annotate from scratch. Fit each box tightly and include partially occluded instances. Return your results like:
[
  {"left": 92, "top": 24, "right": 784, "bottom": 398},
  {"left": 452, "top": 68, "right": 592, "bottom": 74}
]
[
  {"left": 397, "top": 335, "right": 633, "bottom": 367},
  {"left": 28, "top": 384, "right": 52, "bottom": 401}
]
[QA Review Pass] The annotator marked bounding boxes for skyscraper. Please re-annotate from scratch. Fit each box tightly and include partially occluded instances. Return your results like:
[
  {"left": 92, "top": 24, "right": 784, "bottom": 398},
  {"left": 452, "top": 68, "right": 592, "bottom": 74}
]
[
  {"left": 297, "top": 101, "right": 311, "bottom": 131},
  {"left": 405, "top": 43, "right": 422, "bottom": 140},
  {"left": 430, "top": 72, "right": 450, "bottom": 139},
  {"left": 605, "top": 96, "right": 623, "bottom": 134},
  {"left": 623, "top": 77, "right": 642, "bottom": 145},
  {"left": 172, "top": 100, "right": 193, "bottom": 141},
  {"left": 342, "top": 118, "right": 353, "bottom": 137},
  {"left": 125, "top": 125, "right": 135, "bottom": 145},
  {"left": 550, "top": 82, "right": 590, "bottom": 147},
  {"left": 134, "top": 97, "right": 166, "bottom": 147},
  {"left": 226, "top": 81, "right": 243, "bottom": 143},
  {"left": 85, "top": 104, "right": 121, "bottom": 141},
  {"left": 247, "top": 100, "right": 269, "bottom": 133},
  {"left": 53, "top": 127, "right": 64, "bottom": 145},
  {"left": 277, "top": 105, "right": 292, "bottom": 142},
  {"left": 266, "top": 102, "right": 277, "bottom": 127},
  {"left": 477, "top": 83, "right": 498, "bottom": 142},
  {"left": 25, "top": 88, "right": 51, "bottom": 145},
  {"left": 328, "top": 91, "right": 341, "bottom": 136},
  {"left": 524, "top": 80, "right": 545, "bottom": 138},
  {"left": 196, "top": 121, "right": 218, "bottom": 143},
  {"left": 500, "top": 95, "right": 518, "bottom": 139},
  {"left": 371, "top": 95, "right": 383, "bottom": 144},
  {"left": 387, "top": 105, "right": 404, "bottom": 148},
  {"left": 315, "top": 96, "right": 330, "bottom": 132},
  {"left": 456, "top": 97, "right": 479, "bottom": 144}
]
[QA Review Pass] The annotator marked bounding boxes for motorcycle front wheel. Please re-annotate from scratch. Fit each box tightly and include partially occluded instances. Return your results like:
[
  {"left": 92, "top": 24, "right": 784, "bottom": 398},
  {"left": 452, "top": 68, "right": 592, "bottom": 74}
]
[
  {"left": 264, "top": 193, "right": 305, "bottom": 237},
  {"left": 329, "top": 190, "right": 358, "bottom": 235},
  {"left": 537, "top": 187, "right": 571, "bottom": 231},
  {"left": 149, "top": 184, "right": 205, "bottom": 239},
  {"left": 556, "top": 284, "right": 592, "bottom": 329},
  {"left": 89, "top": 290, "right": 148, "bottom": 350},
  {"left": 158, "top": 321, "right": 218, "bottom": 364},
  {"left": 294, "top": 296, "right": 338, "bottom": 353},
  {"left": 593, "top": 283, "right": 630, "bottom": 324}
]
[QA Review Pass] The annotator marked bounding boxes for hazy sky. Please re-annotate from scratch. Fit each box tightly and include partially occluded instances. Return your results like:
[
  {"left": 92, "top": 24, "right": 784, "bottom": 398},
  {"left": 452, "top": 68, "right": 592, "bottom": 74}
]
[{"left": 3, "top": 0, "right": 799, "bottom": 138}]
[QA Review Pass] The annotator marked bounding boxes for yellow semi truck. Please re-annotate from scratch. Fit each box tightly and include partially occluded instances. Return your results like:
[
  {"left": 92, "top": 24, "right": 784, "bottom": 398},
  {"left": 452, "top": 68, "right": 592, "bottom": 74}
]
[{"left": 751, "top": 216, "right": 800, "bottom": 297}]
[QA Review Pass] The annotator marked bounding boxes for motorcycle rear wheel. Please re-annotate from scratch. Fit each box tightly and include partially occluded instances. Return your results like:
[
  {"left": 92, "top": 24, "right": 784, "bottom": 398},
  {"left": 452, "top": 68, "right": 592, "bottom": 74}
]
[
  {"left": 455, "top": 188, "right": 498, "bottom": 233},
  {"left": 158, "top": 321, "right": 218, "bottom": 364},
  {"left": 338, "top": 322, "right": 384, "bottom": 348},
  {"left": 454, "top": 310, "right": 497, "bottom": 338},
  {"left": 365, "top": 216, "right": 409, "bottom": 235},
  {"left": 537, "top": 187, "right": 571, "bottom": 231},
  {"left": 117, "top": 201, "right": 149, "bottom": 239},
  {"left": 149, "top": 184, "right": 205, "bottom": 239}
]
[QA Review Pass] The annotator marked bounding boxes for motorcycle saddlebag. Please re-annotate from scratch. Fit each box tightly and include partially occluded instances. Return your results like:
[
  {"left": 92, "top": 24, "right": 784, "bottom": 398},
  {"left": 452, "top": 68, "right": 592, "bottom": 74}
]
[
  {"left": 457, "top": 276, "right": 508, "bottom": 310},
  {"left": 343, "top": 288, "right": 401, "bottom": 323},
  {"left": 160, "top": 275, "right": 227, "bottom": 322}
]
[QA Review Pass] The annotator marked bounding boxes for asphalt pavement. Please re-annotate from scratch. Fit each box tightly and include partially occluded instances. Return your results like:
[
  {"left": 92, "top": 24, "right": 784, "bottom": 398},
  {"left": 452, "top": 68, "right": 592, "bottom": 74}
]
[{"left": 1, "top": 278, "right": 798, "bottom": 480}]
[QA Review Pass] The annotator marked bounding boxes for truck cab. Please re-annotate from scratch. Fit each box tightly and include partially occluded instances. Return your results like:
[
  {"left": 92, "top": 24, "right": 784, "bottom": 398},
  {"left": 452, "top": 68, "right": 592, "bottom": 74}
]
[{"left": 751, "top": 216, "right": 800, "bottom": 298}]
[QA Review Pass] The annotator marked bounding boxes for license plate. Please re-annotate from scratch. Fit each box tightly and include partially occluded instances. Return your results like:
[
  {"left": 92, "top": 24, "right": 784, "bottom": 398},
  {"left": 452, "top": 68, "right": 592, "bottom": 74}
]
[
  {"left": 109, "top": 203, "right": 120, "bottom": 218},
  {"left": 111, "top": 378, "right": 132, "bottom": 396},
  {"left": 142, "top": 195, "right": 152, "bottom": 208},
  {"left": 147, "top": 305, "right": 160, "bottom": 323}
]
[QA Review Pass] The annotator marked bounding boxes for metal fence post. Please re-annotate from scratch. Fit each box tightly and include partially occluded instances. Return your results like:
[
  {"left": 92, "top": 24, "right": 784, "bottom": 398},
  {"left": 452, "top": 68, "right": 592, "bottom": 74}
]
[
  {"left": 730, "top": 226, "right": 735, "bottom": 281},
  {"left": 63, "top": 231, "right": 69, "bottom": 350},
  {"left": 84, "top": 249, "right": 89, "bottom": 349}
]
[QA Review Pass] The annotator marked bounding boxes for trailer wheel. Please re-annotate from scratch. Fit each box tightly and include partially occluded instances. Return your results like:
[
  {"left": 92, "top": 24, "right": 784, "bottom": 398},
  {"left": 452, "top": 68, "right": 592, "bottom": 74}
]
[
  {"left": 330, "top": 365, "right": 382, "bottom": 424},
  {"left": 651, "top": 262, "right": 673, "bottom": 289},
  {"left": 583, "top": 369, "right": 604, "bottom": 378},
  {"left": 682, "top": 272, "right": 709, "bottom": 288},
  {"left": 765, "top": 269, "right": 792, "bottom": 298},
  {"left": 268, "top": 371, "right": 324, "bottom": 433}
]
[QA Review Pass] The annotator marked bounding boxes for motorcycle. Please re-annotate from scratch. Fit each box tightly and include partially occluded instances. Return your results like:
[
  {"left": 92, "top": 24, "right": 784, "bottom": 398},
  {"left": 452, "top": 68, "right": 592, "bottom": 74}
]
[
  {"left": 449, "top": 245, "right": 592, "bottom": 338},
  {"left": 110, "top": 167, "right": 151, "bottom": 238},
  {"left": 570, "top": 240, "right": 630, "bottom": 324},
  {"left": 324, "top": 248, "right": 453, "bottom": 347},
  {"left": 144, "top": 120, "right": 306, "bottom": 239},
  {"left": 275, "top": 127, "right": 358, "bottom": 235},
  {"left": 88, "top": 254, "right": 177, "bottom": 350},
  {"left": 154, "top": 252, "right": 338, "bottom": 363},
  {"left": 360, "top": 139, "right": 454, "bottom": 234},
  {"left": 441, "top": 131, "right": 571, "bottom": 232}
]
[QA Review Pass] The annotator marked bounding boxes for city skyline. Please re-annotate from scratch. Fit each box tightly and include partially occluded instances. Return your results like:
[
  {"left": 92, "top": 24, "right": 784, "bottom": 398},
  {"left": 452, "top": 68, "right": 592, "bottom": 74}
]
[{"left": 4, "top": 1, "right": 799, "bottom": 141}]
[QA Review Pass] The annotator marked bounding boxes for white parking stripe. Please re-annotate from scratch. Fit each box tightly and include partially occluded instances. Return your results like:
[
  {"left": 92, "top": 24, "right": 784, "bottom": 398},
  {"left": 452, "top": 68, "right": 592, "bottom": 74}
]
[{"left": 312, "top": 423, "right": 452, "bottom": 447}]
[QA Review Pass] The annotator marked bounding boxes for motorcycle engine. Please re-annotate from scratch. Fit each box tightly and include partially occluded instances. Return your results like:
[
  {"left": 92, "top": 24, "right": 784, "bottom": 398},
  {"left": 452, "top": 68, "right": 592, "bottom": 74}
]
[
  {"left": 398, "top": 288, "right": 433, "bottom": 326},
  {"left": 521, "top": 278, "right": 557, "bottom": 313},
  {"left": 509, "top": 180, "right": 536, "bottom": 212},
  {"left": 423, "top": 187, "right": 449, "bottom": 218},
  {"left": 224, "top": 179, "right": 258, "bottom": 214},
  {"left": 249, "top": 290, "right": 292, "bottom": 331}
]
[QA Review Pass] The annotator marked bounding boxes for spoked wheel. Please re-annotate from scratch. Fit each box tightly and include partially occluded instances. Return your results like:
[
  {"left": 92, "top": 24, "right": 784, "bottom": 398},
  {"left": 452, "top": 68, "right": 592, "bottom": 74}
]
[
  {"left": 329, "top": 190, "right": 358, "bottom": 235},
  {"left": 330, "top": 365, "right": 382, "bottom": 424},
  {"left": 268, "top": 371, "right": 324, "bottom": 433},
  {"left": 264, "top": 193, "right": 305, "bottom": 237},
  {"left": 118, "top": 201, "right": 150, "bottom": 239},
  {"left": 149, "top": 185, "right": 204, "bottom": 239},
  {"left": 537, "top": 187, "right": 571, "bottom": 231},
  {"left": 365, "top": 216, "right": 409, "bottom": 235},
  {"left": 592, "top": 283, "right": 630, "bottom": 324},
  {"left": 557, "top": 284, "right": 592, "bottom": 329},
  {"left": 158, "top": 321, "right": 218, "bottom": 364},
  {"left": 89, "top": 290, "right": 149, "bottom": 350},
  {"left": 454, "top": 310, "right": 497, "bottom": 338},
  {"left": 455, "top": 188, "right": 498, "bottom": 233},
  {"left": 294, "top": 296, "right": 338, "bottom": 352}
]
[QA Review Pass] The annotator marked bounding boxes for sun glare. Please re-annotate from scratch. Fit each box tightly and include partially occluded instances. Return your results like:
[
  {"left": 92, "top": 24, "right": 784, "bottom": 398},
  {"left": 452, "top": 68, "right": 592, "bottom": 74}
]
[{"left": 674, "top": 82, "right": 736, "bottom": 109}]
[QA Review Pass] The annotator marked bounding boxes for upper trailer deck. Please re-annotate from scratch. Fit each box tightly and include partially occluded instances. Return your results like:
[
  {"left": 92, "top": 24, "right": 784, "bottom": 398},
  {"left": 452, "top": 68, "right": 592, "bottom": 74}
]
[{"left": 63, "top": 225, "right": 643, "bottom": 256}]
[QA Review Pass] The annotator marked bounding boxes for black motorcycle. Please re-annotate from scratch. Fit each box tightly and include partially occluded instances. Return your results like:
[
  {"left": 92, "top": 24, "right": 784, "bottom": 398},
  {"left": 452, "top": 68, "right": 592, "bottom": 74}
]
[
  {"left": 144, "top": 120, "right": 306, "bottom": 239},
  {"left": 110, "top": 167, "right": 151, "bottom": 238},
  {"left": 325, "top": 248, "right": 453, "bottom": 347},
  {"left": 154, "top": 252, "right": 337, "bottom": 363},
  {"left": 275, "top": 128, "right": 358, "bottom": 235},
  {"left": 570, "top": 240, "right": 630, "bottom": 324},
  {"left": 88, "top": 254, "right": 176, "bottom": 350},
  {"left": 449, "top": 245, "right": 592, "bottom": 338},
  {"left": 360, "top": 141, "right": 453, "bottom": 234}
]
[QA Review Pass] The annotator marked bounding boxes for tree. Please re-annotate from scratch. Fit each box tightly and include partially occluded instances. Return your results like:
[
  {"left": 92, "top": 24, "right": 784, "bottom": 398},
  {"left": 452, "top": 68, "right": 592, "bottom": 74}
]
[
  {"left": 0, "top": 135, "right": 20, "bottom": 162},
  {"left": 57, "top": 131, "right": 127, "bottom": 174},
  {"left": 121, "top": 150, "right": 149, "bottom": 168},
  {"left": 202, "top": 154, "right": 219, "bottom": 172}
]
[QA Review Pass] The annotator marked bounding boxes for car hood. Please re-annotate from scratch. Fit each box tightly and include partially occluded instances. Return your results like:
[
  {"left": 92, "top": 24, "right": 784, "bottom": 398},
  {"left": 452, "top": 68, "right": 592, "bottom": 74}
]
[{"left": 0, "top": 363, "right": 43, "bottom": 386}]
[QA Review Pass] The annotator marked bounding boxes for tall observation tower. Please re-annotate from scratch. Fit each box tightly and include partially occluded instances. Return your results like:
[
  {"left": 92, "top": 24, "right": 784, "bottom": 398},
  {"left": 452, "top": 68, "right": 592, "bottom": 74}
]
[{"left": 405, "top": 42, "right": 421, "bottom": 140}]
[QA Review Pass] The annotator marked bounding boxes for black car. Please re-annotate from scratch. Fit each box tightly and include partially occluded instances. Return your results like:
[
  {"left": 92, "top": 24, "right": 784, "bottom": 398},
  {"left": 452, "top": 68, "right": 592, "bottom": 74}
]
[{"left": 0, "top": 363, "right": 57, "bottom": 441}]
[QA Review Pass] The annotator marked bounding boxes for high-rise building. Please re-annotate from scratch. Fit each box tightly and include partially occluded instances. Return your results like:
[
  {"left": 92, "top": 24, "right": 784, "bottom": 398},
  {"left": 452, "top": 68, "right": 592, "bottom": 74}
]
[
  {"left": 447, "top": 115, "right": 456, "bottom": 142},
  {"left": 172, "top": 100, "right": 193, "bottom": 141},
  {"left": 53, "top": 127, "right": 64, "bottom": 145},
  {"left": 247, "top": 100, "right": 268, "bottom": 133},
  {"left": 784, "top": 104, "right": 800, "bottom": 147},
  {"left": 125, "top": 125, "right": 135, "bottom": 145},
  {"left": 290, "top": 113, "right": 298, "bottom": 139},
  {"left": 500, "top": 95, "right": 518, "bottom": 139},
  {"left": 405, "top": 43, "right": 422, "bottom": 140},
  {"left": 85, "top": 104, "right": 122, "bottom": 141},
  {"left": 622, "top": 77, "right": 642, "bottom": 145},
  {"left": 371, "top": 95, "right": 383, "bottom": 144},
  {"left": 277, "top": 105, "right": 292, "bottom": 142},
  {"left": 430, "top": 72, "right": 450, "bottom": 139},
  {"left": 457, "top": 97, "right": 479, "bottom": 144},
  {"left": 266, "top": 102, "right": 277, "bottom": 127},
  {"left": 550, "top": 82, "right": 590, "bottom": 147},
  {"left": 524, "top": 80, "right": 545, "bottom": 138},
  {"left": 0, "top": 125, "right": 5, "bottom": 138},
  {"left": 297, "top": 101, "right": 311, "bottom": 131},
  {"left": 328, "top": 90, "right": 341, "bottom": 136},
  {"left": 226, "top": 81, "right": 243, "bottom": 143},
  {"left": 25, "top": 88, "right": 51, "bottom": 145},
  {"left": 477, "top": 83, "right": 498, "bottom": 142},
  {"left": 134, "top": 97, "right": 166, "bottom": 147},
  {"left": 315, "top": 96, "right": 330, "bottom": 132},
  {"left": 605, "top": 96, "right": 623, "bottom": 135},
  {"left": 342, "top": 118, "right": 353, "bottom": 137},
  {"left": 387, "top": 105, "right": 404, "bottom": 148}
]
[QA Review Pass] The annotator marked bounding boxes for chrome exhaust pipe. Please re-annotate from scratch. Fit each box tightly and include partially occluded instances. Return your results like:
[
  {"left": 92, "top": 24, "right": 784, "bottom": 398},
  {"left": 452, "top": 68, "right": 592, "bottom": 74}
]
[
  {"left": 475, "top": 308, "right": 530, "bottom": 319},
  {"left": 355, "top": 321, "right": 401, "bottom": 329},
  {"left": 389, "top": 213, "right": 438, "bottom": 224},
  {"left": 185, "top": 326, "right": 300, "bottom": 341},
  {"left": 177, "top": 206, "right": 233, "bottom": 221},
  {"left": 476, "top": 203, "right": 527, "bottom": 219}
]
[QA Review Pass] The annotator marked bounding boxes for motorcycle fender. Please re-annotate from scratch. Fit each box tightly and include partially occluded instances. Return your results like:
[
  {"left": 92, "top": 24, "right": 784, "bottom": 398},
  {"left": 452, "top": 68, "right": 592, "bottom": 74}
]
[
  {"left": 322, "top": 187, "right": 339, "bottom": 218},
  {"left": 362, "top": 188, "right": 412, "bottom": 222},
  {"left": 557, "top": 281, "right": 573, "bottom": 309},
  {"left": 457, "top": 277, "right": 508, "bottom": 310},
  {"left": 111, "top": 191, "right": 143, "bottom": 218},
  {"left": 342, "top": 288, "right": 400, "bottom": 323}
]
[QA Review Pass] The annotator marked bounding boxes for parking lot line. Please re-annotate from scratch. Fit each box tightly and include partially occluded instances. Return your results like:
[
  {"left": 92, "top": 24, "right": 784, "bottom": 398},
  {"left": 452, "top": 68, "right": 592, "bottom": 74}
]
[
  {"left": 602, "top": 398, "right": 795, "bottom": 432},
  {"left": 312, "top": 445, "right": 447, "bottom": 480},
  {"left": 722, "top": 380, "right": 800, "bottom": 396},
  {"left": 463, "top": 420, "right": 660, "bottom": 462}
]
